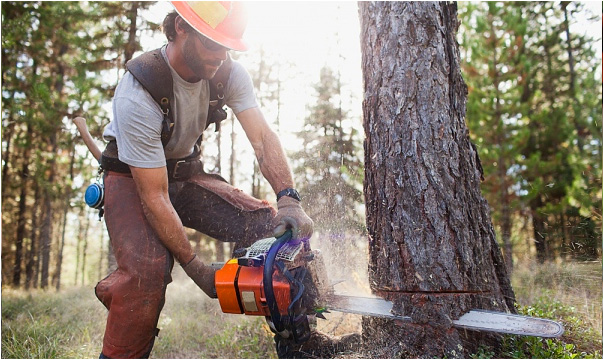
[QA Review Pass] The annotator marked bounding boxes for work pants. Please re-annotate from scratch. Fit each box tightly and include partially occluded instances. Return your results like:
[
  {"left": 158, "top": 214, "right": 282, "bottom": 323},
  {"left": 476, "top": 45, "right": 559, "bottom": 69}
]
[{"left": 95, "top": 170, "right": 276, "bottom": 358}]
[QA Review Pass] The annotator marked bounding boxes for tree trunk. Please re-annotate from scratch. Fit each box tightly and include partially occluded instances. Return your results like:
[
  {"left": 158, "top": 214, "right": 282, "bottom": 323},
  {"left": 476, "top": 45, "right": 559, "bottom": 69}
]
[
  {"left": 561, "top": 1, "right": 584, "bottom": 152},
  {"left": 501, "top": 196, "right": 513, "bottom": 273},
  {"left": 81, "top": 208, "right": 91, "bottom": 285},
  {"left": 124, "top": 1, "right": 140, "bottom": 67},
  {"left": 359, "top": 2, "right": 515, "bottom": 357},
  {"left": 75, "top": 205, "right": 84, "bottom": 285},
  {"left": 215, "top": 239, "right": 225, "bottom": 262},
  {"left": 12, "top": 125, "right": 33, "bottom": 286},
  {"left": 107, "top": 238, "right": 117, "bottom": 274},
  {"left": 490, "top": 26, "right": 514, "bottom": 273},
  {"left": 252, "top": 161, "right": 260, "bottom": 198},
  {"left": 532, "top": 197, "right": 548, "bottom": 263},
  {"left": 99, "top": 227, "right": 105, "bottom": 280},
  {"left": 25, "top": 182, "right": 41, "bottom": 289},
  {"left": 1, "top": 115, "right": 16, "bottom": 204},
  {"left": 498, "top": 131, "right": 513, "bottom": 272},
  {"left": 40, "top": 133, "right": 59, "bottom": 289},
  {"left": 229, "top": 114, "right": 237, "bottom": 185},
  {"left": 39, "top": 179, "right": 54, "bottom": 286},
  {"left": 54, "top": 147, "right": 75, "bottom": 290},
  {"left": 217, "top": 124, "right": 222, "bottom": 173}
]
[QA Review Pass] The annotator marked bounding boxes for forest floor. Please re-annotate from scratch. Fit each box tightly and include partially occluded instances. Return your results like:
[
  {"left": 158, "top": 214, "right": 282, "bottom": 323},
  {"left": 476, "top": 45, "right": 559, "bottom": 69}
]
[{"left": 1, "top": 260, "right": 601, "bottom": 359}]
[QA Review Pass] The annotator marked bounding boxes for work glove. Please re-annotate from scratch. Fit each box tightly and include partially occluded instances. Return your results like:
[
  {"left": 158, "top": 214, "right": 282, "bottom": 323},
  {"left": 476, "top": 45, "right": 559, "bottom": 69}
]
[
  {"left": 273, "top": 196, "right": 314, "bottom": 243},
  {"left": 182, "top": 255, "right": 217, "bottom": 298}
]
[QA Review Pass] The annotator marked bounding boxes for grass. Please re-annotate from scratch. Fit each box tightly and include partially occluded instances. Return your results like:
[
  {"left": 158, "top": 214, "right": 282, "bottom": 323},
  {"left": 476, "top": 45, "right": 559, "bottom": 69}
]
[
  {"left": 1, "top": 260, "right": 601, "bottom": 358},
  {"left": 152, "top": 271, "right": 277, "bottom": 358},
  {"left": 1, "top": 286, "right": 106, "bottom": 359},
  {"left": 469, "top": 260, "right": 603, "bottom": 359},
  {"left": 512, "top": 260, "right": 602, "bottom": 334},
  {"left": 1, "top": 269, "right": 277, "bottom": 359}
]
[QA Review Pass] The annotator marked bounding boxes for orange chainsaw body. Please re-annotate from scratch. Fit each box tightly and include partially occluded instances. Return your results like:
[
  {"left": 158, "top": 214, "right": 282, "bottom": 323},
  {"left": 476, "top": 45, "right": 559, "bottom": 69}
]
[{"left": 215, "top": 259, "right": 292, "bottom": 316}]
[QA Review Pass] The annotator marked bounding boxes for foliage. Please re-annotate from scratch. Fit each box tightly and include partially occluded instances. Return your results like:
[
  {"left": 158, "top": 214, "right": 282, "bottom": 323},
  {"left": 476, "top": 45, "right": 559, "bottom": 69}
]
[{"left": 458, "top": 1, "right": 602, "bottom": 263}]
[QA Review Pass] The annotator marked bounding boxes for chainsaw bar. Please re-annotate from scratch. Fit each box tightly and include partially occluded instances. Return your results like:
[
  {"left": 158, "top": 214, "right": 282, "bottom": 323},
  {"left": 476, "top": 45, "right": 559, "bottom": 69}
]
[{"left": 325, "top": 294, "right": 564, "bottom": 338}]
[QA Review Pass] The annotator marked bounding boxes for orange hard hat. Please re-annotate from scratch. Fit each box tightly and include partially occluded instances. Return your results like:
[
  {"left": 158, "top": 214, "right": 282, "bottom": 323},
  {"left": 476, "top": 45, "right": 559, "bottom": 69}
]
[{"left": 171, "top": 1, "right": 248, "bottom": 51}]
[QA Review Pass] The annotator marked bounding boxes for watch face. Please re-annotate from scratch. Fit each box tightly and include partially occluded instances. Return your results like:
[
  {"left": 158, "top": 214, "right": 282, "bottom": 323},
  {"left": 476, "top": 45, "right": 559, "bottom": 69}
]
[
  {"left": 288, "top": 189, "right": 301, "bottom": 201},
  {"left": 278, "top": 188, "right": 301, "bottom": 201}
]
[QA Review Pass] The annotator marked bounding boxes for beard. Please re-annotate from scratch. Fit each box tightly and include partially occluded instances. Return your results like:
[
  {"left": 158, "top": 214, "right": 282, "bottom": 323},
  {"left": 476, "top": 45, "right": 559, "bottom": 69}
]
[{"left": 182, "top": 35, "right": 222, "bottom": 80}]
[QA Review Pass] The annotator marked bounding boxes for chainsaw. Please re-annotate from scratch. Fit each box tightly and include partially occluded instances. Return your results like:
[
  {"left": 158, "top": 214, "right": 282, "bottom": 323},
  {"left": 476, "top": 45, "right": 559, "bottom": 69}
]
[{"left": 213, "top": 231, "right": 565, "bottom": 343}]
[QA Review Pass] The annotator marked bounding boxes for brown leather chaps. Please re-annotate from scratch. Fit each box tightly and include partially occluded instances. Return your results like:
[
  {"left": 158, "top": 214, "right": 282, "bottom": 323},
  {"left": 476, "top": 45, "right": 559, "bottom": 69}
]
[{"left": 95, "top": 171, "right": 276, "bottom": 358}]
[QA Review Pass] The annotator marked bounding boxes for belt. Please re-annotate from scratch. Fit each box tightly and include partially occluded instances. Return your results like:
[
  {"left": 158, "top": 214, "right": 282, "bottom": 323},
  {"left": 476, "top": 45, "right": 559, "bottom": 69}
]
[
  {"left": 101, "top": 141, "right": 204, "bottom": 182},
  {"left": 166, "top": 156, "right": 204, "bottom": 182}
]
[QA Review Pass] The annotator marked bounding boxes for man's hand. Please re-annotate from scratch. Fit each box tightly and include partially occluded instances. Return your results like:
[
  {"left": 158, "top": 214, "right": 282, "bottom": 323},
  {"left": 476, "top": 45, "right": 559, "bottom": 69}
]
[
  {"left": 182, "top": 255, "right": 217, "bottom": 298},
  {"left": 273, "top": 196, "right": 314, "bottom": 242}
]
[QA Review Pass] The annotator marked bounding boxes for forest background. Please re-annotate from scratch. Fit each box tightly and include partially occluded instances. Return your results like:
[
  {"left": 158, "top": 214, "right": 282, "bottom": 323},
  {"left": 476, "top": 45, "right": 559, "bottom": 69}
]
[{"left": 1, "top": 1, "right": 602, "bottom": 358}]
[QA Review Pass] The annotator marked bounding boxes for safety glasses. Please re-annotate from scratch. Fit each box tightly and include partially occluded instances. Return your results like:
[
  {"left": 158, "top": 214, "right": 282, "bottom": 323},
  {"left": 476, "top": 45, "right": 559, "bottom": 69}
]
[{"left": 196, "top": 33, "right": 228, "bottom": 52}]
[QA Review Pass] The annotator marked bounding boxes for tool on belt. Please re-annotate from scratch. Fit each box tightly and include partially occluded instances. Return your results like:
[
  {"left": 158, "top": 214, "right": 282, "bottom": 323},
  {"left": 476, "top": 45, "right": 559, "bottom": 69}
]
[{"left": 213, "top": 232, "right": 565, "bottom": 342}]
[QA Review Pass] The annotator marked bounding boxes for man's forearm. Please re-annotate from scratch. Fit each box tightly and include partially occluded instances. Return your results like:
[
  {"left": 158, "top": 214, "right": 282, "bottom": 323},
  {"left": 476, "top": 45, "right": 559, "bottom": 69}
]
[
  {"left": 130, "top": 166, "right": 195, "bottom": 265},
  {"left": 236, "top": 107, "right": 295, "bottom": 195},
  {"left": 140, "top": 193, "right": 195, "bottom": 265},
  {"left": 236, "top": 108, "right": 313, "bottom": 240},
  {"left": 255, "top": 128, "right": 295, "bottom": 195}
]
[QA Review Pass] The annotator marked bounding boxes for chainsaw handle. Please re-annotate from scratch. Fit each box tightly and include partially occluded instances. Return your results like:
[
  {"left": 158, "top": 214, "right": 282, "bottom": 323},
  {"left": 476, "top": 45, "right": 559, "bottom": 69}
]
[{"left": 263, "top": 230, "right": 292, "bottom": 334}]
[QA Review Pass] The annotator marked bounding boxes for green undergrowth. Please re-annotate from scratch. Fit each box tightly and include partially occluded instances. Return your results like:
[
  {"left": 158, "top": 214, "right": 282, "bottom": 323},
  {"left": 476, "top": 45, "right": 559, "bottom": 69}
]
[
  {"left": 470, "top": 260, "right": 603, "bottom": 359},
  {"left": 495, "top": 299, "right": 602, "bottom": 359}
]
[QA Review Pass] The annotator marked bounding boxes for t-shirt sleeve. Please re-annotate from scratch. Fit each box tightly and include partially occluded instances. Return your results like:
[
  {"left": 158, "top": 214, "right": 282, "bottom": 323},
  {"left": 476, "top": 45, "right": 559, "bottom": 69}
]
[
  {"left": 111, "top": 74, "right": 166, "bottom": 168},
  {"left": 225, "top": 61, "right": 259, "bottom": 114}
]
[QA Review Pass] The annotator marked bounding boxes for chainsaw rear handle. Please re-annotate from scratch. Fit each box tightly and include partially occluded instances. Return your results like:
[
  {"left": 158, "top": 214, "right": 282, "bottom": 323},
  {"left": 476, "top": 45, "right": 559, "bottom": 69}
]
[{"left": 263, "top": 229, "right": 292, "bottom": 334}]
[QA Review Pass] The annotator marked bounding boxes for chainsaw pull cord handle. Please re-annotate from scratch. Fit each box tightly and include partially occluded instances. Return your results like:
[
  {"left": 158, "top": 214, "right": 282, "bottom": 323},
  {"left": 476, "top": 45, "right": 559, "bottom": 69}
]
[{"left": 263, "top": 230, "right": 292, "bottom": 334}]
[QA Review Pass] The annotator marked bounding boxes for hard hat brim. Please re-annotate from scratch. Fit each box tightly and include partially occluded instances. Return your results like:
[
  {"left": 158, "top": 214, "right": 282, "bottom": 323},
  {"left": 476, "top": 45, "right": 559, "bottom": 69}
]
[{"left": 172, "top": 1, "right": 248, "bottom": 52}]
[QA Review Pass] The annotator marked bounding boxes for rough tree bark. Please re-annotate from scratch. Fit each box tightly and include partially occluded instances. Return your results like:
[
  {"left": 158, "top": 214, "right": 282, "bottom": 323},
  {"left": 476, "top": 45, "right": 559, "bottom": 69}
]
[
  {"left": 39, "top": 136, "right": 57, "bottom": 289},
  {"left": 359, "top": 2, "right": 516, "bottom": 358},
  {"left": 123, "top": 1, "right": 140, "bottom": 67},
  {"left": 12, "top": 124, "right": 33, "bottom": 286},
  {"left": 54, "top": 147, "right": 76, "bottom": 290},
  {"left": 25, "top": 182, "right": 41, "bottom": 289}
]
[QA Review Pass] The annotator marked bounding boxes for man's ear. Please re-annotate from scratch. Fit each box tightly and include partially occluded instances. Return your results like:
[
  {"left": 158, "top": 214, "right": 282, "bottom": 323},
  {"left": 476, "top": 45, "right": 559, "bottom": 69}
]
[{"left": 174, "top": 16, "right": 187, "bottom": 36}]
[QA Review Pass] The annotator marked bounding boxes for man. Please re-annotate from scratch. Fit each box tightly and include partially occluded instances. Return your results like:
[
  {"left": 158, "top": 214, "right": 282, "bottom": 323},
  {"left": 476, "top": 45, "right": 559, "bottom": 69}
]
[{"left": 96, "top": 2, "right": 314, "bottom": 358}]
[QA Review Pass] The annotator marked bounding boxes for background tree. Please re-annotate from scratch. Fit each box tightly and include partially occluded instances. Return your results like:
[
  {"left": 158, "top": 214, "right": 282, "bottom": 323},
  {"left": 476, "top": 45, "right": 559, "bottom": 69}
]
[
  {"left": 291, "top": 65, "right": 364, "bottom": 236},
  {"left": 458, "top": 2, "right": 529, "bottom": 272},
  {"left": 359, "top": 2, "right": 515, "bottom": 357},
  {"left": 458, "top": 2, "right": 602, "bottom": 264}
]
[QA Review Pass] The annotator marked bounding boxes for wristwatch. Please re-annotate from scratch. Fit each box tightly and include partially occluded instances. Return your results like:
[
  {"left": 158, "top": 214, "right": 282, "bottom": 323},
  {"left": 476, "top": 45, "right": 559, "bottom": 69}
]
[{"left": 276, "top": 188, "right": 301, "bottom": 202}]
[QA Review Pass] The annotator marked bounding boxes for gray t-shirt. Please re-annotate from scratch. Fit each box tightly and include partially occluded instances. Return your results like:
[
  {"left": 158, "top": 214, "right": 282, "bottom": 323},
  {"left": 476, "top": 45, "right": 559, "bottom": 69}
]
[{"left": 103, "top": 45, "right": 258, "bottom": 168}]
